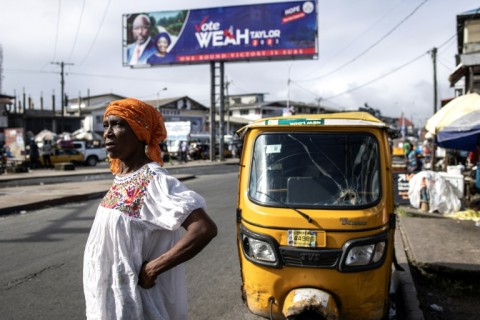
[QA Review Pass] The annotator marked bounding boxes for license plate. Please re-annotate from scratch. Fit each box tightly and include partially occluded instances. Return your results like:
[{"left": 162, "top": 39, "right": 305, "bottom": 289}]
[{"left": 288, "top": 230, "right": 325, "bottom": 247}]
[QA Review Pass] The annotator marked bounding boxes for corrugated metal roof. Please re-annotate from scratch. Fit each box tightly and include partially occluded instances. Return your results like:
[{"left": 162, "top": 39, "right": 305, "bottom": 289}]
[{"left": 458, "top": 7, "right": 480, "bottom": 16}]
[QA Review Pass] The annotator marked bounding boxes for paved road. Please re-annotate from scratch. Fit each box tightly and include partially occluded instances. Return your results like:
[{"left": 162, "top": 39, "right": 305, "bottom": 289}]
[
  {"left": 0, "top": 161, "right": 435, "bottom": 319},
  {"left": 0, "top": 170, "right": 264, "bottom": 320}
]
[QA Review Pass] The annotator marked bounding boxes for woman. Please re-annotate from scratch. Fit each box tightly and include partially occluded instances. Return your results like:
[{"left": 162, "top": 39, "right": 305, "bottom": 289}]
[
  {"left": 83, "top": 98, "right": 217, "bottom": 319},
  {"left": 147, "top": 32, "right": 172, "bottom": 65}
]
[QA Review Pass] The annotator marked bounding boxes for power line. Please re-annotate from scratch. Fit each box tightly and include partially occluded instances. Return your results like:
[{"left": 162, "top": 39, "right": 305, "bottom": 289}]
[
  {"left": 300, "top": 0, "right": 406, "bottom": 80},
  {"left": 3, "top": 67, "right": 202, "bottom": 85},
  {"left": 288, "top": 51, "right": 426, "bottom": 104},
  {"left": 67, "top": 0, "right": 87, "bottom": 62},
  {"left": 297, "top": 0, "right": 429, "bottom": 83},
  {"left": 228, "top": 78, "right": 256, "bottom": 95},
  {"left": 323, "top": 52, "right": 427, "bottom": 100},
  {"left": 437, "top": 33, "right": 456, "bottom": 49},
  {"left": 4, "top": 68, "right": 57, "bottom": 75},
  {"left": 288, "top": 80, "right": 349, "bottom": 110},
  {"left": 52, "top": 0, "right": 62, "bottom": 62},
  {"left": 68, "top": 71, "right": 202, "bottom": 84},
  {"left": 436, "top": 56, "right": 453, "bottom": 71},
  {"left": 76, "top": 0, "right": 112, "bottom": 66}
]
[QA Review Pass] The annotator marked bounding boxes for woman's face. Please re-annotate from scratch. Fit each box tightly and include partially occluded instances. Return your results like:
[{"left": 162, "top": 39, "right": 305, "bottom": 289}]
[
  {"left": 156, "top": 37, "right": 169, "bottom": 55},
  {"left": 103, "top": 115, "right": 142, "bottom": 161}
]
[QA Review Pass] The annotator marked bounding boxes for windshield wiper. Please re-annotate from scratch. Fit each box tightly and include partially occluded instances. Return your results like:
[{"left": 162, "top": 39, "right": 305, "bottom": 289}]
[{"left": 256, "top": 191, "right": 313, "bottom": 223}]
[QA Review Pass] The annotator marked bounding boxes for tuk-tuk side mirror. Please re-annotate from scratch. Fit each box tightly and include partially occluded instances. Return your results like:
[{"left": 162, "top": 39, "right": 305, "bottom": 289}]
[{"left": 388, "top": 127, "right": 401, "bottom": 140}]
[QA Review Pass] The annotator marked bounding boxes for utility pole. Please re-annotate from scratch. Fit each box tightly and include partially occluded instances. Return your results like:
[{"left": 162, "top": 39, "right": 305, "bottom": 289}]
[
  {"left": 430, "top": 47, "right": 438, "bottom": 171},
  {"left": 286, "top": 62, "right": 293, "bottom": 111},
  {"left": 431, "top": 48, "right": 438, "bottom": 114},
  {"left": 315, "top": 97, "right": 322, "bottom": 114},
  {"left": 51, "top": 61, "right": 73, "bottom": 132}
]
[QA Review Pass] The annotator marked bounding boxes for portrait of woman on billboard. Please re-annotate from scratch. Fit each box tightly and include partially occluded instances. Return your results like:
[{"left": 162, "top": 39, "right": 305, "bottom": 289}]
[{"left": 147, "top": 32, "right": 173, "bottom": 64}]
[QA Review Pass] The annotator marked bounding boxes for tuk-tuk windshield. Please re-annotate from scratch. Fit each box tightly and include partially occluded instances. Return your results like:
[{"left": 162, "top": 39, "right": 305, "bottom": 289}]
[{"left": 248, "top": 132, "right": 380, "bottom": 208}]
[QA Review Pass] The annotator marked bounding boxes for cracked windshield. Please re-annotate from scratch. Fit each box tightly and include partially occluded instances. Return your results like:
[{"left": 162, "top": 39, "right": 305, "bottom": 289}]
[{"left": 249, "top": 132, "right": 380, "bottom": 207}]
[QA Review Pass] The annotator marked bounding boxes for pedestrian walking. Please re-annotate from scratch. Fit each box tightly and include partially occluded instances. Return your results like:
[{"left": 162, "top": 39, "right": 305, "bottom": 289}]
[
  {"left": 83, "top": 98, "right": 217, "bottom": 320},
  {"left": 41, "top": 140, "right": 53, "bottom": 168},
  {"left": 29, "top": 140, "right": 41, "bottom": 169},
  {"left": 180, "top": 140, "right": 188, "bottom": 163}
]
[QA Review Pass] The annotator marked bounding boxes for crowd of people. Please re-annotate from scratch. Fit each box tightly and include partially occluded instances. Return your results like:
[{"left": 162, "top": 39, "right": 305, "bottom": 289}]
[
  {"left": 0, "top": 140, "right": 52, "bottom": 173},
  {"left": 402, "top": 137, "right": 479, "bottom": 174}
]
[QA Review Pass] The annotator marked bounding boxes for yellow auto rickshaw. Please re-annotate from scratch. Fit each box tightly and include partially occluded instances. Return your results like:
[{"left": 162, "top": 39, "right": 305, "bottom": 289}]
[{"left": 236, "top": 112, "right": 396, "bottom": 320}]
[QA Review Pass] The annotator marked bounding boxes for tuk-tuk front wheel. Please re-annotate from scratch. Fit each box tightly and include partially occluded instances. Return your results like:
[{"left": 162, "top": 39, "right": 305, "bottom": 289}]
[
  {"left": 286, "top": 310, "right": 328, "bottom": 320},
  {"left": 281, "top": 288, "right": 339, "bottom": 320}
]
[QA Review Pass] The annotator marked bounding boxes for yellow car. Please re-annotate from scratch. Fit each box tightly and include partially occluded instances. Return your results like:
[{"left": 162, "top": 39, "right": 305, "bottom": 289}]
[{"left": 40, "top": 148, "right": 85, "bottom": 166}]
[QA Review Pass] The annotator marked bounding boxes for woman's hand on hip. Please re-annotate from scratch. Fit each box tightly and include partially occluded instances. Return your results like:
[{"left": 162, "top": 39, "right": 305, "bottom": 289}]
[{"left": 138, "top": 261, "right": 156, "bottom": 289}]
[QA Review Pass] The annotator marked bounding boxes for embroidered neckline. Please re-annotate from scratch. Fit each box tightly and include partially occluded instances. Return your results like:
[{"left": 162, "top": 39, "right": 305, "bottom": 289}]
[
  {"left": 115, "top": 163, "right": 152, "bottom": 182},
  {"left": 101, "top": 163, "right": 157, "bottom": 218}
]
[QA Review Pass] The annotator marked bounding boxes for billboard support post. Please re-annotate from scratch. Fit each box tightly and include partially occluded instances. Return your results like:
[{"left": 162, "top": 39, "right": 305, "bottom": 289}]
[
  {"left": 210, "top": 62, "right": 216, "bottom": 162},
  {"left": 219, "top": 62, "right": 225, "bottom": 162},
  {"left": 210, "top": 61, "right": 226, "bottom": 161}
]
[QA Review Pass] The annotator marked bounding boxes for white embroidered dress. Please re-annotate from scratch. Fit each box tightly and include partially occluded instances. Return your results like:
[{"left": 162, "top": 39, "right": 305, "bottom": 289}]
[{"left": 83, "top": 163, "right": 206, "bottom": 320}]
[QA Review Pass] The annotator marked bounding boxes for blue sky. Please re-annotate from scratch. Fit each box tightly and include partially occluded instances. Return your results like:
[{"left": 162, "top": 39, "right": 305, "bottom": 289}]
[{"left": 0, "top": 0, "right": 477, "bottom": 126}]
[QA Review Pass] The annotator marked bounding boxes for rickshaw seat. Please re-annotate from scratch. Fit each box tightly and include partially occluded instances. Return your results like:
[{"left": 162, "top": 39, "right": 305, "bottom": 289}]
[
  {"left": 268, "top": 169, "right": 286, "bottom": 190},
  {"left": 286, "top": 177, "right": 336, "bottom": 204}
]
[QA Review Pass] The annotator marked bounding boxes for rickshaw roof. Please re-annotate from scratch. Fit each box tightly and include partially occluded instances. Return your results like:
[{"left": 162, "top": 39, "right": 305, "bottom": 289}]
[{"left": 237, "top": 111, "right": 387, "bottom": 135}]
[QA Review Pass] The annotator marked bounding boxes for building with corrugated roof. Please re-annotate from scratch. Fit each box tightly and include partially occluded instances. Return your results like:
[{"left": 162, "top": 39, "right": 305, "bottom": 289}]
[{"left": 448, "top": 7, "right": 480, "bottom": 95}]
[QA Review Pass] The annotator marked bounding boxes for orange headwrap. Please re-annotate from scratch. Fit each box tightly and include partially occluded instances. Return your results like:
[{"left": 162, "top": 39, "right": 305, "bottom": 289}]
[{"left": 104, "top": 98, "right": 167, "bottom": 174}]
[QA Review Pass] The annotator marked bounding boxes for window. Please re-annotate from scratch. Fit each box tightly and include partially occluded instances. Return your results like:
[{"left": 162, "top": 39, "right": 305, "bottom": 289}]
[{"left": 248, "top": 133, "right": 380, "bottom": 208}]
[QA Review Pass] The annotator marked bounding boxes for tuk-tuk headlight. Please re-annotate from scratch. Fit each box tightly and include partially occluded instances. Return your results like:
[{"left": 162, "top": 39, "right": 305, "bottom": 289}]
[
  {"left": 239, "top": 225, "right": 281, "bottom": 267},
  {"left": 340, "top": 233, "right": 389, "bottom": 272},
  {"left": 345, "top": 242, "right": 385, "bottom": 266},
  {"left": 242, "top": 235, "right": 276, "bottom": 262}
]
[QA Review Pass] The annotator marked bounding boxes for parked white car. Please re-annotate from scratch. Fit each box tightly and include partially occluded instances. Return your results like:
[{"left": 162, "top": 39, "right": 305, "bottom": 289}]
[{"left": 72, "top": 140, "right": 107, "bottom": 166}]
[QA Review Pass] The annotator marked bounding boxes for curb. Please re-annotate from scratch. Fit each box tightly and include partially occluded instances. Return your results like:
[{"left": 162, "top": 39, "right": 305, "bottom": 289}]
[
  {"left": 393, "top": 220, "right": 425, "bottom": 320},
  {"left": 0, "top": 191, "right": 108, "bottom": 216},
  {"left": 0, "top": 174, "right": 195, "bottom": 216}
]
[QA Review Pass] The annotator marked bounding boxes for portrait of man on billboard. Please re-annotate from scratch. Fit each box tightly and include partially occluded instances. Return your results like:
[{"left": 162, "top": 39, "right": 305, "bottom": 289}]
[
  {"left": 124, "top": 11, "right": 188, "bottom": 67},
  {"left": 126, "top": 14, "right": 158, "bottom": 65}
]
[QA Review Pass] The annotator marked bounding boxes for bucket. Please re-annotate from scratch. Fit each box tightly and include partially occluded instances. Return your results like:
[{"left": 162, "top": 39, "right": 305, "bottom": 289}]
[{"left": 420, "top": 201, "right": 429, "bottom": 212}]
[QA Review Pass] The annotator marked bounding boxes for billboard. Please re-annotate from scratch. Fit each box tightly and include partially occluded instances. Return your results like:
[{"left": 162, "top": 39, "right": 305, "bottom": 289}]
[
  {"left": 4, "top": 128, "right": 25, "bottom": 160},
  {"left": 122, "top": 1, "right": 317, "bottom": 67},
  {"left": 164, "top": 121, "right": 191, "bottom": 141}
]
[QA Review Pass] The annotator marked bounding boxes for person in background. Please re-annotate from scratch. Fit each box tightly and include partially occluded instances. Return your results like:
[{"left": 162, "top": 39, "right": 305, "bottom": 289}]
[
  {"left": 29, "top": 140, "right": 41, "bottom": 169},
  {"left": 83, "top": 98, "right": 217, "bottom": 320},
  {"left": 41, "top": 140, "right": 53, "bottom": 168},
  {"left": 403, "top": 140, "right": 410, "bottom": 159},
  {"left": 126, "top": 14, "right": 157, "bottom": 65},
  {"left": 180, "top": 140, "right": 188, "bottom": 163},
  {"left": 422, "top": 139, "right": 432, "bottom": 169},
  {"left": 407, "top": 142, "right": 421, "bottom": 173}
]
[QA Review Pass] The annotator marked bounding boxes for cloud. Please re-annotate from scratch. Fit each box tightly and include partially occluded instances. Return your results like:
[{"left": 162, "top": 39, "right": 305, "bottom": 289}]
[{"left": 0, "top": 0, "right": 475, "bottom": 128}]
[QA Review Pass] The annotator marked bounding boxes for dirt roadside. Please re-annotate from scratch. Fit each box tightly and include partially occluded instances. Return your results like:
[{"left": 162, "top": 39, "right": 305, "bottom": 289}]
[{"left": 411, "top": 266, "right": 480, "bottom": 320}]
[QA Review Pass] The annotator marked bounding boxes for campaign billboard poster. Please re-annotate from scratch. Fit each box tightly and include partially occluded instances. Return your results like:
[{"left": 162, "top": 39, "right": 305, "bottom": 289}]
[
  {"left": 393, "top": 171, "right": 413, "bottom": 206},
  {"left": 123, "top": 1, "right": 317, "bottom": 67},
  {"left": 4, "top": 128, "right": 25, "bottom": 160}
]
